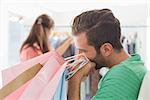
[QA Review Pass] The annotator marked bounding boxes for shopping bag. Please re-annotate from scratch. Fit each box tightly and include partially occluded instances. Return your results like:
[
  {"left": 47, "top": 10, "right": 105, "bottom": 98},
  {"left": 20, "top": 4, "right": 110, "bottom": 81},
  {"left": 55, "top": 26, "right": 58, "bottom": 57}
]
[
  {"left": 2, "top": 51, "right": 56, "bottom": 86},
  {"left": 19, "top": 53, "right": 88, "bottom": 100},
  {"left": 1, "top": 51, "right": 64, "bottom": 100},
  {"left": 1, "top": 51, "right": 89, "bottom": 100},
  {"left": 38, "top": 62, "right": 67, "bottom": 100},
  {"left": 39, "top": 53, "right": 89, "bottom": 100},
  {"left": 0, "top": 64, "right": 42, "bottom": 100},
  {"left": 19, "top": 51, "right": 65, "bottom": 100}
]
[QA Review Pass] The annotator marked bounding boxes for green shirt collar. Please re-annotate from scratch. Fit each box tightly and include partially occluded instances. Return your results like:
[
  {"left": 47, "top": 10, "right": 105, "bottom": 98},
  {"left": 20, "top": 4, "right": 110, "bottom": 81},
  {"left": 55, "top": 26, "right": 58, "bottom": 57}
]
[{"left": 121, "top": 54, "right": 143, "bottom": 65}]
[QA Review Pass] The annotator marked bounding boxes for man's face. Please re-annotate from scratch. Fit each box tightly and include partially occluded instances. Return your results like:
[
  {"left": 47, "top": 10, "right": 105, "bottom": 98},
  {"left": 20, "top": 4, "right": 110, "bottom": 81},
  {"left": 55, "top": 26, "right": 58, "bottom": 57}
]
[{"left": 74, "top": 32, "right": 107, "bottom": 69}]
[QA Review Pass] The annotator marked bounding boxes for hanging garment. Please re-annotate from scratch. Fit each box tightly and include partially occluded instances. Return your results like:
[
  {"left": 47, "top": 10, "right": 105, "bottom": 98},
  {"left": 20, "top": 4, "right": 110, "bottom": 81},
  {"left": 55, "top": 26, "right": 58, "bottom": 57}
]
[{"left": 53, "top": 70, "right": 67, "bottom": 100}]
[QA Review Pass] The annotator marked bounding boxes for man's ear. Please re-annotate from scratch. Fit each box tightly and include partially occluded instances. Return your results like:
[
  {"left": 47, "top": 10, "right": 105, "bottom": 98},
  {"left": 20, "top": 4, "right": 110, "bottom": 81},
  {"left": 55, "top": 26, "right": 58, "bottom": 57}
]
[{"left": 100, "top": 43, "right": 113, "bottom": 57}]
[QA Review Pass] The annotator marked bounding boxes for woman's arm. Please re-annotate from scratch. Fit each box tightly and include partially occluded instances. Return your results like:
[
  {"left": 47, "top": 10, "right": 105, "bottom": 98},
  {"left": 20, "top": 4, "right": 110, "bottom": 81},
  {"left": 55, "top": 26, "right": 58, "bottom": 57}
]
[{"left": 56, "top": 37, "right": 73, "bottom": 56}]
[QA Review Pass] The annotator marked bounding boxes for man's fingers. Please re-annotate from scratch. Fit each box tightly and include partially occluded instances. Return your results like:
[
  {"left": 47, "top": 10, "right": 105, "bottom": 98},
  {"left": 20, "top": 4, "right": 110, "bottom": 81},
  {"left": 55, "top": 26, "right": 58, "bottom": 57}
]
[
  {"left": 90, "top": 62, "right": 96, "bottom": 68},
  {"left": 86, "top": 62, "right": 96, "bottom": 70},
  {"left": 82, "top": 62, "right": 96, "bottom": 76}
]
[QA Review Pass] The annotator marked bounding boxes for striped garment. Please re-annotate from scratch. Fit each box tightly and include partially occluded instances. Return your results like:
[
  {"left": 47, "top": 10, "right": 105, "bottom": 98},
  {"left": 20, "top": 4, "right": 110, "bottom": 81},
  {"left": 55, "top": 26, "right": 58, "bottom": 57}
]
[{"left": 92, "top": 54, "right": 147, "bottom": 100}]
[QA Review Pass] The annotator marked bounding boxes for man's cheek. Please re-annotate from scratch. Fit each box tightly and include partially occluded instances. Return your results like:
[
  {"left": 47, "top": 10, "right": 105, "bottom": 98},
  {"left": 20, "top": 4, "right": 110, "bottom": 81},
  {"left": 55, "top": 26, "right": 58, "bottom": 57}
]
[{"left": 88, "top": 57, "right": 95, "bottom": 63}]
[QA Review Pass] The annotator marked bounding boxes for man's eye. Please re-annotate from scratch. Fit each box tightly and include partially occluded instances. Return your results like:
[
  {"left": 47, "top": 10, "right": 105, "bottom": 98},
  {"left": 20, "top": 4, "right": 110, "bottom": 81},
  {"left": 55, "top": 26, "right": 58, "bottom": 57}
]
[
  {"left": 78, "top": 50, "right": 84, "bottom": 54},
  {"left": 77, "top": 50, "right": 82, "bottom": 54},
  {"left": 77, "top": 49, "right": 87, "bottom": 54},
  {"left": 80, "top": 50, "right": 87, "bottom": 53},
  {"left": 83, "top": 50, "right": 87, "bottom": 53}
]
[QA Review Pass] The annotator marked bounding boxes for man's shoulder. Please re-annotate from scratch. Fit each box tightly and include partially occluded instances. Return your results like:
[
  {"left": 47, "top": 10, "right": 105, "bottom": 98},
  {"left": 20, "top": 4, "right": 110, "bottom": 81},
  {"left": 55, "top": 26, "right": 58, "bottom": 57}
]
[
  {"left": 92, "top": 64, "right": 146, "bottom": 100},
  {"left": 104, "top": 62, "right": 146, "bottom": 81},
  {"left": 104, "top": 64, "right": 133, "bottom": 79}
]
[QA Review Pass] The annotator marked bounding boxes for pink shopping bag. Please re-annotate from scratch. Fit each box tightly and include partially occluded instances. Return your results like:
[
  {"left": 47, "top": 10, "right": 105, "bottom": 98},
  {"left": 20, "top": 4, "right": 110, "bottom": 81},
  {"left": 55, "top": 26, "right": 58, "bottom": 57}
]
[
  {"left": 2, "top": 51, "right": 64, "bottom": 100},
  {"left": 2, "top": 64, "right": 43, "bottom": 100},
  {"left": 4, "top": 81, "right": 31, "bottom": 100},
  {"left": 18, "top": 51, "right": 65, "bottom": 100},
  {"left": 38, "top": 62, "right": 67, "bottom": 100},
  {"left": 2, "top": 51, "right": 56, "bottom": 86}
]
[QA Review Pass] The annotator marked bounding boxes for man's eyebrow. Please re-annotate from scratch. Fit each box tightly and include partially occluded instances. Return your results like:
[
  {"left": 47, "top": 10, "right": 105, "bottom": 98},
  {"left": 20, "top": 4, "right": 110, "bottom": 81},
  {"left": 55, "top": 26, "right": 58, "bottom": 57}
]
[{"left": 77, "top": 48, "right": 87, "bottom": 52}]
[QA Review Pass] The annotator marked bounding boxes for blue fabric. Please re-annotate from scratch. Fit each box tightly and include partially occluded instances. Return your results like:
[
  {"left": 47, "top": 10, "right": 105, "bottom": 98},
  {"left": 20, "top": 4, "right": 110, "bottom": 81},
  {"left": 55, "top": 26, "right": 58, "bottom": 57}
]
[{"left": 53, "top": 70, "right": 67, "bottom": 100}]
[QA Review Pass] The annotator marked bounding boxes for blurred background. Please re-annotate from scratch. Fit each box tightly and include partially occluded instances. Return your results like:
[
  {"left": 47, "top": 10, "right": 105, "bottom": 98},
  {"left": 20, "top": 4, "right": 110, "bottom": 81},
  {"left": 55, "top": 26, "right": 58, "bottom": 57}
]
[{"left": 0, "top": 0, "right": 150, "bottom": 99}]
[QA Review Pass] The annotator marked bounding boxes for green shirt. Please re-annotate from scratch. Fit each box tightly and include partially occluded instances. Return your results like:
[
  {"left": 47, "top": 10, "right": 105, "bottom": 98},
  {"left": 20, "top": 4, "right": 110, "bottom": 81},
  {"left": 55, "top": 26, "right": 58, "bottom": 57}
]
[{"left": 92, "top": 54, "right": 147, "bottom": 100}]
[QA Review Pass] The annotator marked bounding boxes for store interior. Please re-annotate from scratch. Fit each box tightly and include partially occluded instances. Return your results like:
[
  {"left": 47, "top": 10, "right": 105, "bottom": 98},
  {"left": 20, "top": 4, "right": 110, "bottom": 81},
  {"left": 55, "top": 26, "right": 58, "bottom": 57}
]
[{"left": 0, "top": 0, "right": 150, "bottom": 99}]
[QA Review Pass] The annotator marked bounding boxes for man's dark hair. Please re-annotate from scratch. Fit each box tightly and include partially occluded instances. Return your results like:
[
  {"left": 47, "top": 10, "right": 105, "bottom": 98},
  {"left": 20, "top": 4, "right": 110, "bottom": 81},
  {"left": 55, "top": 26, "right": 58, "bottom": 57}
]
[{"left": 72, "top": 9, "right": 123, "bottom": 53}]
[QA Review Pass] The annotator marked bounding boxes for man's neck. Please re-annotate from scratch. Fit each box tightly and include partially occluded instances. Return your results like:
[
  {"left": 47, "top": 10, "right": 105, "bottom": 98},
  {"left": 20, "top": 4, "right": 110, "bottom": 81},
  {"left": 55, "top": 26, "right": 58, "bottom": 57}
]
[{"left": 108, "top": 49, "right": 130, "bottom": 68}]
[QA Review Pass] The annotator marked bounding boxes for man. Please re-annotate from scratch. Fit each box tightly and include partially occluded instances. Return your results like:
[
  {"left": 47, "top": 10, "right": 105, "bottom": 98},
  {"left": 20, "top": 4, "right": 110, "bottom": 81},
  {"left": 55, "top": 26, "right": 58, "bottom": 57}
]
[{"left": 68, "top": 9, "right": 147, "bottom": 100}]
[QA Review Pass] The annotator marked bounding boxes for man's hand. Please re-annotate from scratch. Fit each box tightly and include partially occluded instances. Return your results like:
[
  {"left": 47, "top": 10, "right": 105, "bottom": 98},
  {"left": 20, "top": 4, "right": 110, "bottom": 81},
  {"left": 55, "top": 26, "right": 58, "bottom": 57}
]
[
  {"left": 68, "top": 62, "right": 96, "bottom": 100},
  {"left": 72, "top": 62, "right": 96, "bottom": 80}
]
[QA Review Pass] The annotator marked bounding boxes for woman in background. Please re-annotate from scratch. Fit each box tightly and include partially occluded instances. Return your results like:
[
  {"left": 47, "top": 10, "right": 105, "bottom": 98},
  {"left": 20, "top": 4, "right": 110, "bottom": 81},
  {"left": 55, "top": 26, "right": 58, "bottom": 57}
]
[{"left": 20, "top": 14, "right": 72, "bottom": 61}]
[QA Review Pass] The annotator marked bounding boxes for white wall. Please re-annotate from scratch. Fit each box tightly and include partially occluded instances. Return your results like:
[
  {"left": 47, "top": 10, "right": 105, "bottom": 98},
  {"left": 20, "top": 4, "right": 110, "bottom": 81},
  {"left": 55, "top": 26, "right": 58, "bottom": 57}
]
[
  {"left": 146, "top": 3, "right": 150, "bottom": 69},
  {"left": 0, "top": 0, "right": 8, "bottom": 88},
  {"left": 0, "top": 0, "right": 9, "bottom": 70}
]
